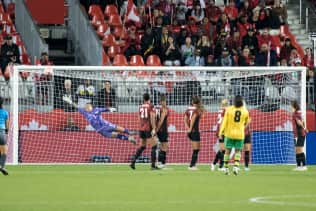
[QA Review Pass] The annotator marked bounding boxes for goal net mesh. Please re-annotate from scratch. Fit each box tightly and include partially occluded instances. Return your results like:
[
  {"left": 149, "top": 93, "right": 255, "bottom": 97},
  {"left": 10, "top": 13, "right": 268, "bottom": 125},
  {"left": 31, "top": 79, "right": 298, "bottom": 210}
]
[{"left": 6, "top": 66, "right": 306, "bottom": 165}]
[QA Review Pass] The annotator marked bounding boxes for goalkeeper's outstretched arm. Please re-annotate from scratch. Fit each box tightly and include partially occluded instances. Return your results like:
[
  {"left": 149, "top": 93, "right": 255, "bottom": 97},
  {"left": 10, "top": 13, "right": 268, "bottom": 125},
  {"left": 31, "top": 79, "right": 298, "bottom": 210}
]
[{"left": 62, "top": 96, "right": 79, "bottom": 109}]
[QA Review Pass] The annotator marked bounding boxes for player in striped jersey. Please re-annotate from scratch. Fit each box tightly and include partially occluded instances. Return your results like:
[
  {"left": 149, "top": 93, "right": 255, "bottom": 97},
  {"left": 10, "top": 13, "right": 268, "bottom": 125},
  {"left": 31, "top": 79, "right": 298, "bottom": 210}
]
[
  {"left": 184, "top": 96, "right": 204, "bottom": 170},
  {"left": 291, "top": 100, "right": 308, "bottom": 171},
  {"left": 154, "top": 95, "right": 169, "bottom": 169},
  {"left": 219, "top": 95, "right": 249, "bottom": 175},
  {"left": 130, "top": 93, "right": 159, "bottom": 170},
  {"left": 211, "top": 99, "right": 229, "bottom": 171}
]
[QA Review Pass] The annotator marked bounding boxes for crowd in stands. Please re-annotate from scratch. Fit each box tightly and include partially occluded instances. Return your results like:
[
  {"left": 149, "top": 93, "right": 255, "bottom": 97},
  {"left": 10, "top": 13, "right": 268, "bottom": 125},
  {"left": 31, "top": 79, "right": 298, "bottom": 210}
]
[{"left": 83, "top": 0, "right": 314, "bottom": 72}]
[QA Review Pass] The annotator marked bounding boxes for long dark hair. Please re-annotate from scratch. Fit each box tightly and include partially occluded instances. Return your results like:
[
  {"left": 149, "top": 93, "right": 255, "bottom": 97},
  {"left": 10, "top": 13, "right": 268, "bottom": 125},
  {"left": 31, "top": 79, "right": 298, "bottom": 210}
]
[
  {"left": 233, "top": 95, "right": 244, "bottom": 108},
  {"left": 192, "top": 96, "right": 204, "bottom": 114},
  {"left": 291, "top": 100, "right": 300, "bottom": 111}
]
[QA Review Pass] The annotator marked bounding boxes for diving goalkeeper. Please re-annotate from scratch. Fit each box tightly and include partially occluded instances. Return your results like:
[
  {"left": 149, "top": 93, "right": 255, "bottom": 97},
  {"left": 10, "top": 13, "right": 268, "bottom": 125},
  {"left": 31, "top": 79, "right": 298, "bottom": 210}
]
[{"left": 63, "top": 96, "right": 136, "bottom": 144}]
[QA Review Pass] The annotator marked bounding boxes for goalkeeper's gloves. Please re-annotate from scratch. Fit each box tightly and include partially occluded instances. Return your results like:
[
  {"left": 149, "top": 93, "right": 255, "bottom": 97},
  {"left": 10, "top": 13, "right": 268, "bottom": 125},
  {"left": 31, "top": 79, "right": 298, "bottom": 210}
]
[{"left": 62, "top": 96, "right": 73, "bottom": 105}]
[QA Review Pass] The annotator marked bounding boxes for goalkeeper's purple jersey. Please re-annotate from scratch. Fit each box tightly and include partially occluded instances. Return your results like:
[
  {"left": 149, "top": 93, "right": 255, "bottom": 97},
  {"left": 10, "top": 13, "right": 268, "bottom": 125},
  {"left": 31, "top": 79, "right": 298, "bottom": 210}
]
[{"left": 79, "top": 107, "right": 109, "bottom": 131}]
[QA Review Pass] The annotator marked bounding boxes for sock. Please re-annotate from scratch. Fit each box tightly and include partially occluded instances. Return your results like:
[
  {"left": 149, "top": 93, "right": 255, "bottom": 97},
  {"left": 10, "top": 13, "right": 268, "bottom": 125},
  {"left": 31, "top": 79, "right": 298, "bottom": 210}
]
[
  {"left": 124, "top": 128, "right": 129, "bottom": 134},
  {"left": 244, "top": 151, "right": 250, "bottom": 168},
  {"left": 117, "top": 134, "right": 129, "bottom": 141},
  {"left": 151, "top": 145, "right": 158, "bottom": 167},
  {"left": 296, "top": 153, "right": 300, "bottom": 166},
  {"left": 300, "top": 152, "right": 306, "bottom": 166},
  {"left": 158, "top": 150, "right": 166, "bottom": 164},
  {"left": 213, "top": 151, "right": 221, "bottom": 165},
  {"left": 133, "top": 146, "right": 146, "bottom": 162},
  {"left": 190, "top": 149, "right": 200, "bottom": 167},
  {"left": 224, "top": 154, "right": 229, "bottom": 168},
  {"left": 0, "top": 153, "right": 6, "bottom": 168},
  {"left": 234, "top": 151, "right": 241, "bottom": 167},
  {"left": 219, "top": 150, "right": 225, "bottom": 168}
]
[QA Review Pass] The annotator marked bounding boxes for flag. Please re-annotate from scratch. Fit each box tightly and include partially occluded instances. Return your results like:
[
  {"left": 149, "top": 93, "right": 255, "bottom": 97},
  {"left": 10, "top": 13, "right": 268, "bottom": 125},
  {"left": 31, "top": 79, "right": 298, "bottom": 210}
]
[{"left": 125, "top": 0, "right": 140, "bottom": 24}]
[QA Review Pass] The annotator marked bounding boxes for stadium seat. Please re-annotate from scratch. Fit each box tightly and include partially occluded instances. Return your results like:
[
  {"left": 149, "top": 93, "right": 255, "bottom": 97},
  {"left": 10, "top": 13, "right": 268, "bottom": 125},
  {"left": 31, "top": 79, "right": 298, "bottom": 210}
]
[
  {"left": 146, "top": 55, "right": 161, "bottom": 66},
  {"left": 102, "top": 34, "right": 117, "bottom": 47},
  {"left": 102, "top": 51, "right": 111, "bottom": 65},
  {"left": 108, "top": 14, "right": 122, "bottom": 27},
  {"left": 97, "top": 23, "right": 110, "bottom": 39},
  {"left": 88, "top": 4, "right": 103, "bottom": 17},
  {"left": 104, "top": 5, "right": 118, "bottom": 17},
  {"left": 129, "top": 55, "right": 145, "bottom": 66},
  {"left": 113, "top": 54, "right": 128, "bottom": 66},
  {"left": 91, "top": 14, "right": 104, "bottom": 28},
  {"left": 107, "top": 45, "right": 121, "bottom": 59}
]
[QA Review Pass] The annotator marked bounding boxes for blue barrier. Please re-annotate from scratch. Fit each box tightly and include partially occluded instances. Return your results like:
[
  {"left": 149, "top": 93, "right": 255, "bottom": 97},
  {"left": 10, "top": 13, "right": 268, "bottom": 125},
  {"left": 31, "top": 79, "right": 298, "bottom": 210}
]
[{"left": 306, "top": 132, "right": 316, "bottom": 165}]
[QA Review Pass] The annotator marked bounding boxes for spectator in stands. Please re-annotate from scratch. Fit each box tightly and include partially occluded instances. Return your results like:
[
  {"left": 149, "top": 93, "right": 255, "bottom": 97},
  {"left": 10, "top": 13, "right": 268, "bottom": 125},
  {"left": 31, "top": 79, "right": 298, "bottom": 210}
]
[
  {"left": 237, "top": 14, "right": 252, "bottom": 38},
  {"left": 255, "top": 43, "right": 277, "bottom": 66},
  {"left": 227, "top": 28, "right": 242, "bottom": 56},
  {"left": 196, "top": 34, "right": 213, "bottom": 59},
  {"left": 177, "top": 28, "right": 189, "bottom": 46},
  {"left": 280, "top": 58, "right": 289, "bottom": 66},
  {"left": 216, "top": 13, "right": 231, "bottom": 36},
  {"left": 97, "top": 80, "right": 117, "bottom": 109},
  {"left": 272, "top": 0, "right": 287, "bottom": 25},
  {"left": 216, "top": 47, "right": 235, "bottom": 66},
  {"left": 63, "top": 116, "right": 80, "bottom": 132},
  {"left": 40, "top": 52, "right": 53, "bottom": 65},
  {"left": 302, "top": 47, "right": 314, "bottom": 69},
  {"left": 157, "top": 26, "right": 170, "bottom": 56},
  {"left": 200, "top": 17, "right": 216, "bottom": 39},
  {"left": 242, "top": 27, "right": 259, "bottom": 55},
  {"left": 123, "top": 26, "right": 141, "bottom": 60},
  {"left": 307, "top": 68, "right": 315, "bottom": 105},
  {"left": 187, "top": 16, "right": 199, "bottom": 38},
  {"left": 0, "top": 35, "right": 20, "bottom": 74},
  {"left": 289, "top": 48, "right": 302, "bottom": 66},
  {"left": 60, "top": 79, "right": 76, "bottom": 112},
  {"left": 205, "top": 0, "right": 222, "bottom": 24},
  {"left": 162, "top": 36, "right": 181, "bottom": 66},
  {"left": 265, "top": 8, "right": 281, "bottom": 33},
  {"left": 205, "top": 55, "right": 216, "bottom": 66},
  {"left": 180, "top": 36, "right": 195, "bottom": 64},
  {"left": 214, "top": 32, "right": 228, "bottom": 59},
  {"left": 76, "top": 79, "right": 95, "bottom": 108},
  {"left": 238, "top": 0, "right": 253, "bottom": 19},
  {"left": 191, "top": 4, "right": 205, "bottom": 23},
  {"left": 238, "top": 47, "right": 253, "bottom": 66},
  {"left": 141, "top": 27, "right": 156, "bottom": 59},
  {"left": 224, "top": 0, "right": 238, "bottom": 27},
  {"left": 175, "top": 1, "right": 187, "bottom": 25},
  {"left": 280, "top": 38, "right": 295, "bottom": 62},
  {"left": 185, "top": 48, "right": 205, "bottom": 66}
]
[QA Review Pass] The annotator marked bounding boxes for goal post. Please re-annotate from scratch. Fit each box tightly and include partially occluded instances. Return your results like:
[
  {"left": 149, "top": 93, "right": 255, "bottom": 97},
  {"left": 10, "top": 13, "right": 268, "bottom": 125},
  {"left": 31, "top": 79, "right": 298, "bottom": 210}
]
[{"left": 7, "top": 65, "right": 306, "bottom": 165}]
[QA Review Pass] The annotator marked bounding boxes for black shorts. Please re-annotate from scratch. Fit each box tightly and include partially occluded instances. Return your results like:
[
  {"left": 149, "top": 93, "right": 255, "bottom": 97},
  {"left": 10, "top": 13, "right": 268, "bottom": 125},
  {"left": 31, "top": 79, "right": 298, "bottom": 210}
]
[
  {"left": 139, "top": 131, "right": 152, "bottom": 140},
  {"left": 188, "top": 132, "right": 200, "bottom": 142},
  {"left": 157, "top": 131, "right": 168, "bottom": 142},
  {"left": 295, "top": 136, "right": 305, "bottom": 147},
  {"left": 244, "top": 134, "right": 251, "bottom": 144},
  {"left": 0, "top": 131, "right": 7, "bottom": 145}
]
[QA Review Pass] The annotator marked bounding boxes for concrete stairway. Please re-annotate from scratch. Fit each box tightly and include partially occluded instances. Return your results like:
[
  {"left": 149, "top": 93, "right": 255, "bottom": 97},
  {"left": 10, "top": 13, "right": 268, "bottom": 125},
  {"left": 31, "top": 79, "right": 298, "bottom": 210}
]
[{"left": 286, "top": 3, "right": 312, "bottom": 50}]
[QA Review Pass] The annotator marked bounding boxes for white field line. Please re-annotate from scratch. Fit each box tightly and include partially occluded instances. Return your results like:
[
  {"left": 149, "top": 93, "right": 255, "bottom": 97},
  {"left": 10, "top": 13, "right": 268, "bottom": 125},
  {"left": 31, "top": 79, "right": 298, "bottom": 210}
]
[{"left": 249, "top": 195, "right": 316, "bottom": 208}]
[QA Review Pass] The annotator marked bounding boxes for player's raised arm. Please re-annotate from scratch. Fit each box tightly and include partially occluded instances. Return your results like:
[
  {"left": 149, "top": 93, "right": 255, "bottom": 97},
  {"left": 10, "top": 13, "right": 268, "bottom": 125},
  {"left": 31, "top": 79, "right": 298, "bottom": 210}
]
[{"left": 63, "top": 95, "right": 79, "bottom": 109}]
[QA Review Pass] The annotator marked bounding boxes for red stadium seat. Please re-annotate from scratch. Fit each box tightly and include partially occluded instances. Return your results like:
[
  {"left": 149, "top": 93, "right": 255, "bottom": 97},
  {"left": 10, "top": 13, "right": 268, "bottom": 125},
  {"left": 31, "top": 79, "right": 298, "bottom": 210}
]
[
  {"left": 88, "top": 4, "right": 103, "bottom": 17},
  {"left": 102, "top": 34, "right": 117, "bottom": 47},
  {"left": 146, "top": 55, "right": 161, "bottom": 66},
  {"left": 91, "top": 14, "right": 104, "bottom": 28},
  {"left": 108, "top": 14, "right": 122, "bottom": 27},
  {"left": 97, "top": 23, "right": 110, "bottom": 39},
  {"left": 104, "top": 5, "right": 119, "bottom": 17},
  {"left": 107, "top": 45, "right": 121, "bottom": 59},
  {"left": 102, "top": 51, "right": 111, "bottom": 65},
  {"left": 113, "top": 54, "right": 128, "bottom": 66},
  {"left": 113, "top": 26, "right": 127, "bottom": 39},
  {"left": 129, "top": 55, "right": 145, "bottom": 66}
]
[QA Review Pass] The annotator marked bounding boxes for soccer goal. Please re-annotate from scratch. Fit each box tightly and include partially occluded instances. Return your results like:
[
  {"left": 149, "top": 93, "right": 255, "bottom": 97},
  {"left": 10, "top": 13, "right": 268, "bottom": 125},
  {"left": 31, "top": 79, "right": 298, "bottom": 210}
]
[{"left": 6, "top": 65, "right": 306, "bottom": 165}]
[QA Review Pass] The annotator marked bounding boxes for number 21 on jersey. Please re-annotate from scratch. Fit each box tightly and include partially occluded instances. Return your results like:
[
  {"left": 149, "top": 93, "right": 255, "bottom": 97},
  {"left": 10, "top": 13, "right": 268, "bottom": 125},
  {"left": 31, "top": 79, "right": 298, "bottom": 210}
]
[{"left": 140, "top": 107, "right": 149, "bottom": 119}]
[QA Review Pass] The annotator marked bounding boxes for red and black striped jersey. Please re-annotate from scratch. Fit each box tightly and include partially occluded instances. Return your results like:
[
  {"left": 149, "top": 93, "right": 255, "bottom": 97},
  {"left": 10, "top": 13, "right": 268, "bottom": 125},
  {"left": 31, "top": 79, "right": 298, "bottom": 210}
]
[
  {"left": 154, "top": 105, "right": 169, "bottom": 133},
  {"left": 185, "top": 106, "right": 201, "bottom": 132},
  {"left": 292, "top": 110, "right": 306, "bottom": 137},
  {"left": 139, "top": 102, "right": 154, "bottom": 131}
]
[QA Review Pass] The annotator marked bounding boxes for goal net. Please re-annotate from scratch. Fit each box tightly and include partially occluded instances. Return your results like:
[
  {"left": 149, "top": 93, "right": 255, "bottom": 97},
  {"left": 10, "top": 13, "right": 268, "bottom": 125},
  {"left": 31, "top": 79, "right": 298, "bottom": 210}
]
[{"left": 6, "top": 65, "right": 306, "bottom": 165}]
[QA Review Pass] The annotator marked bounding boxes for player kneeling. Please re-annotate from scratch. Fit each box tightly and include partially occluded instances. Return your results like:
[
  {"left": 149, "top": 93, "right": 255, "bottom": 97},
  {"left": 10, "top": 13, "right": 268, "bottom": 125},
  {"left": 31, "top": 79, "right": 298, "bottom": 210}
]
[
  {"left": 63, "top": 96, "right": 136, "bottom": 144},
  {"left": 219, "top": 96, "right": 249, "bottom": 175}
]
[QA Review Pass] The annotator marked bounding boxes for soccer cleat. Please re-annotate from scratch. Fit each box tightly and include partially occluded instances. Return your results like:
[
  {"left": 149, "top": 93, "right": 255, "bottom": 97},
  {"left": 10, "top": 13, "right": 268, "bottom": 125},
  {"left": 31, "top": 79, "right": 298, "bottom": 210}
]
[
  {"left": 224, "top": 168, "right": 230, "bottom": 175},
  {"left": 157, "top": 164, "right": 166, "bottom": 169},
  {"left": 233, "top": 166, "right": 239, "bottom": 175},
  {"left": 129, "top": 162, "right": 136, "bottom": 170},
  {"left": 293, "top": 166, "right": 303, "bottom": 171},
  {"left": 218, "top": 167, "right": 226, "bottom": 172},
  {"left": 210, "top": 164, "right": 215, "bottom": 171},
  {"left": 300, "top": 166, "right": 308, "bottom": 171},
  {"left": 244, "top": 167, "right": 250, "bottom": 171},
  {"left": 0, "top": 167, "right": 9, "bottom": 176},
  {"left": 188, "top": 166, "right": 199, "bottom": 171},
  {"left": 128, "top": 136, "right": 137, "bottom": 145}
]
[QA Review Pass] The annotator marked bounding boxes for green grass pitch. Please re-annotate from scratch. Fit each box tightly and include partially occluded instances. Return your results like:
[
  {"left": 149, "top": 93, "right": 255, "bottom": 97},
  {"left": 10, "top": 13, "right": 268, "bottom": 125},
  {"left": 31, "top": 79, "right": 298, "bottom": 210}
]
[{"left": 0, "top": 165, "right": 316, "bottom": 211}]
